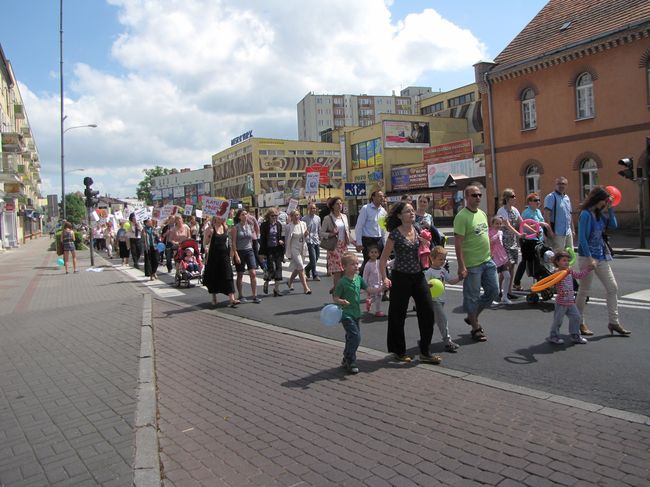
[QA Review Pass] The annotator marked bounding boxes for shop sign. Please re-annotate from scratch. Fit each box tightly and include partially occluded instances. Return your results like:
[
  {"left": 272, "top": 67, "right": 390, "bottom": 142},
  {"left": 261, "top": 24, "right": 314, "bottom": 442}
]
[
  {"left": 391, "top": 166, "right": 428, "bottom": 191},
  {"left": 423, "top": 138, "right": 473, "bottom": 164}
]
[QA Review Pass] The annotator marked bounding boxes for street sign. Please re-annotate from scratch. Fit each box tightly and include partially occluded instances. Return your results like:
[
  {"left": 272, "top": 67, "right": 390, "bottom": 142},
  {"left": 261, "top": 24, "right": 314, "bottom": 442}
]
[{"left": 345, "top": 183, "right": 367, "bottom": 198}]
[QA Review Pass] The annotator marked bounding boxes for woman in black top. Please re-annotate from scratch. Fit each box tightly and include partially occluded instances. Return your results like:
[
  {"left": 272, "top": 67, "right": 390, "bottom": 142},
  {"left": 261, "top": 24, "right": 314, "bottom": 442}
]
[
  {"left": 379, "top": 202, "right": 439, "bottom": 364},
  {"left": 258, "top": 208, "right": 284, "bottom": 297}
]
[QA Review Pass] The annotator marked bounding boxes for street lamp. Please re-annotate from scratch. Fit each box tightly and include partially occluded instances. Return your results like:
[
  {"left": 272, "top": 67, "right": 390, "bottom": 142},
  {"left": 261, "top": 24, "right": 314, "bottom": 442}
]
[{"left": 60, "top": 123, "right": 97, "bottom": 220}]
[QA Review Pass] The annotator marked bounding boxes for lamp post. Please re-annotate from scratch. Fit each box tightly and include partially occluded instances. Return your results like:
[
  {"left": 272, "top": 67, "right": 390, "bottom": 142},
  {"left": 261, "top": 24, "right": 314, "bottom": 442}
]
[{"left": 60, "top": 124, "right": 97, "bottom": 220}]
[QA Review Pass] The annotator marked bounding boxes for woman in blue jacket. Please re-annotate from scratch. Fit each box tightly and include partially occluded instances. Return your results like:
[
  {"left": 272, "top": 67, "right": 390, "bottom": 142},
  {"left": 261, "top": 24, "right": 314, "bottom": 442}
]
[{"left": 575, "top": 186, "right": 630, "bottom": 337}]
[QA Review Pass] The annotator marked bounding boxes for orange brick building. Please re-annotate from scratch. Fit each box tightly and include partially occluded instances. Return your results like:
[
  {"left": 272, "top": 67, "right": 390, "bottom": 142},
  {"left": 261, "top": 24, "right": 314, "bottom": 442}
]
[{"left": 476, "top": 0, "right": 650, "bottom": 225}]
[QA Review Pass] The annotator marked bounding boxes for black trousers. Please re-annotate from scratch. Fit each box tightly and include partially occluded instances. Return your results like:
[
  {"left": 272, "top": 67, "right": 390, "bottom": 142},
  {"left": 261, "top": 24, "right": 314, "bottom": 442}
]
[
  {"left": 387, "top": 270, "right": 435, "bottom": 356},
  {"left": 129, "top": 238, "right": 142, "bottom": 268}
]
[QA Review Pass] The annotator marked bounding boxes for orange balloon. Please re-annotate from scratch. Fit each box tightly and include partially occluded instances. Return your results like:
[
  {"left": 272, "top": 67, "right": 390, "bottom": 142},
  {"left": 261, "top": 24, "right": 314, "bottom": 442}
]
[{"left": 605, "top": 185, "right": 622, "bottom": 207}]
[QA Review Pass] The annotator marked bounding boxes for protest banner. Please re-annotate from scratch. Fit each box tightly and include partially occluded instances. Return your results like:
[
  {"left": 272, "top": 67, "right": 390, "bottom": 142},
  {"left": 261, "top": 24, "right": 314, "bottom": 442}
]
[
  {"left": 305, "top": 172, "right": 319, "bottom": 196},
  {"left": 287, "top": 198, "right": 299, "bottom": 214},
  {"left": 202, "top": 196, "right": 231, "bottom": 218}
]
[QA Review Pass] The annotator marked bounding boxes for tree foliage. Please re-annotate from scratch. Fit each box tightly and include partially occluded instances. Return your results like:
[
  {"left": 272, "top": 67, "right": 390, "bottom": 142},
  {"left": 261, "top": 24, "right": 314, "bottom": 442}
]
[
  {"left": 137, "top": 166, "right": 174, "bottom": 205},
  {"left": 64, "top": 193, "right": 86, "bottom": 225}
]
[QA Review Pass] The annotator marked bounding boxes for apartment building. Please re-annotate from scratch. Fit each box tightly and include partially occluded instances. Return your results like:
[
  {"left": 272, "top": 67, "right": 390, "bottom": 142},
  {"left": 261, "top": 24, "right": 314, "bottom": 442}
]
[
  {"left": 297, "top": 87, "right": 432, "bottom": 142},
  {"left": 477, "top": 0, "right": 650, "bottom": 221},
  {"left": 0, "top": 44, "right": 43, "bottom": 248}
]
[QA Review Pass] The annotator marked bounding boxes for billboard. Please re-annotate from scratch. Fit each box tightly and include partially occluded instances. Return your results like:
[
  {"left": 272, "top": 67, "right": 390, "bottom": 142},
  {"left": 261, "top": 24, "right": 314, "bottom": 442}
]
[
  {"left": 383, "top": 121, "right": 430, "bottom": 148},
  {"left": 423, "top": 139, "right": 473, "bottom": 164}
]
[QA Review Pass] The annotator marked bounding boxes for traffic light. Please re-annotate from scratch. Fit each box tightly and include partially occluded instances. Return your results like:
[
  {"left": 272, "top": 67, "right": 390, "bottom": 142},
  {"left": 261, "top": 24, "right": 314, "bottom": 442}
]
[
  {"left": 618, "top": 157, "right": 634, "bottom": 180},
  {"left": 83, "top": 176, "right": 100, "bottom": 208}
]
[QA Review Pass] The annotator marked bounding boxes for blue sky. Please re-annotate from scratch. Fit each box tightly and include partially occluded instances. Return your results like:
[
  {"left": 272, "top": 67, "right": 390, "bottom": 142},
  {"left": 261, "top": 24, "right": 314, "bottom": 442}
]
[{"left": 2, "top": 0, "right": 548, "bottom": 198}]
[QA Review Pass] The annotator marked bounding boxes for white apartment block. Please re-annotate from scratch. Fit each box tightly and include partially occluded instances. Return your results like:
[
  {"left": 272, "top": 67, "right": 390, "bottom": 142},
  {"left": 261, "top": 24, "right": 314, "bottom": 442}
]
[{"left": 297, "top": 87, "right": 432, "bottom": 142}]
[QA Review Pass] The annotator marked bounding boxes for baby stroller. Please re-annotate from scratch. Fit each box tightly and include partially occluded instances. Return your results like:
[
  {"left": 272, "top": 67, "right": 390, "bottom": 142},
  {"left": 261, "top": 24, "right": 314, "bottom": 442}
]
[
  {"left": 525, "top": 240, "right": 556, "bottom": 304},
  {"left": 173, "top": 239, "right": 203, "bottom": 288}
]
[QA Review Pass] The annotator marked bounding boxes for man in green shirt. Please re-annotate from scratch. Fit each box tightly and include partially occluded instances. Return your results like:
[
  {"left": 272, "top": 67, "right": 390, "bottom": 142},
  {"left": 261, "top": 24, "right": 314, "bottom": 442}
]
[{"left": 453, "top": 185, "right": 499, "bottom": 342}]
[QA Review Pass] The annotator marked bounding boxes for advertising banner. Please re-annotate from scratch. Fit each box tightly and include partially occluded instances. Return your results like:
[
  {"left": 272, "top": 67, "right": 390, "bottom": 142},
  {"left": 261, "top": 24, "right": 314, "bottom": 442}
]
[
  {"left": 305, "top": 163, "right": 330, "bottom": 184},
  {"left": 383, "top": 121, "right": 430, "bottom": 148},
  {"left": 423, "top": 138, "right": 473, "bottom": 164},
  {"left": 305, "top": 172, "right": 319, "bottom": 196},
  {"left": 391, "top": 166, "right": 429, "bottom": 191},
  {"left": 433, "top": 191, "right": 454, "bottom": 217}
]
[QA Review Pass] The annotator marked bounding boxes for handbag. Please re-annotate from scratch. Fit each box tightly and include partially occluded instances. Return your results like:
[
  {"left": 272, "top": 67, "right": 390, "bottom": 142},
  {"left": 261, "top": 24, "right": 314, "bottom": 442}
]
[{"left": 319, "top": 215, "right": 338, "bottom": 251}]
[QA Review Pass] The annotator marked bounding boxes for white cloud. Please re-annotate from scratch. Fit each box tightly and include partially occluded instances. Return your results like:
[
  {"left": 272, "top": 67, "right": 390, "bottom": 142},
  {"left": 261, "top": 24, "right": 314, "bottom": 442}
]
[{"left": 27, "top": 0, "right": 486, "bottom": 198}]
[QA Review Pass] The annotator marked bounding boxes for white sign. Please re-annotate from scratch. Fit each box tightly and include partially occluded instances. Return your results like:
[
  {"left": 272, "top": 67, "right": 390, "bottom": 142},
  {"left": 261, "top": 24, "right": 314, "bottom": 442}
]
[
  {"left": 91, "top": 210, "right": 100, "bottom": 222},
  {"left": 160, "top": 205, "right": 177, "bottom": 220},
  {"left": 195, "top": 209, "right": 203, "bottom": 219},
  {"left": 134, "top": 207, "right": 150, "bottom": 222},
  {"left": 305, "top": 172, "right": 319, "bottom": 196},
  {"left": 114, "top": 210, "right": 124, "bottom": 221},
  {"left": 202, "top": 196, "right": 231, "bottom": 218},
  {"left": 286, "top": 198, "right": 299, "bottom": 214},
  {"left": 184, "top": 205, "right": 193, "bottom": 216}
]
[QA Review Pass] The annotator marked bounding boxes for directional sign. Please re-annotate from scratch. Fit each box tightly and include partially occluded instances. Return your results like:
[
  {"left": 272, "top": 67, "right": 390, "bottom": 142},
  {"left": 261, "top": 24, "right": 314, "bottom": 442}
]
[{"left": 344, "top": 183, "right": 367, "bottom": 198}]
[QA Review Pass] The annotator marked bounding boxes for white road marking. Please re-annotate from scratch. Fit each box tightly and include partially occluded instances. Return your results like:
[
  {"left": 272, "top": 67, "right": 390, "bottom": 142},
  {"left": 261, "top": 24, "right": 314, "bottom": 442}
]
[{"left": 621, "top": 289, "right": 650, "bottom": 302}]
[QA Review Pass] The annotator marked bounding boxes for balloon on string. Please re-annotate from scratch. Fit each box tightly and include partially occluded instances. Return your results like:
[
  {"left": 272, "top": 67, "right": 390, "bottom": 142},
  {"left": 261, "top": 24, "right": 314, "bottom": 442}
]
[
  {"left": 605, "top": 185, "right": 622, "bottom": 207},
  {"left": 156, "top": 242, "right": 166, "bottom": 253},
  {"left": 123, "top": 222, "right": 131, "bottom": 232},
  {"left": 320, "top": 304, "right": 342, "bottom": 326},
  {"left": 428, "top": 278, "right": 444, "bottom": 298},
  {"left": 57, "top": 258, "right": 64, "bottom": 266}
]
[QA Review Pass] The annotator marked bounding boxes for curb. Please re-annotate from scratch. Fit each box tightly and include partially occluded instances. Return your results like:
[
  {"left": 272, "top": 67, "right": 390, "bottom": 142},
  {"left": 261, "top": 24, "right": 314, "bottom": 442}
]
[{"left": 133, "top": 293, "right": 161, "bottom": 487}]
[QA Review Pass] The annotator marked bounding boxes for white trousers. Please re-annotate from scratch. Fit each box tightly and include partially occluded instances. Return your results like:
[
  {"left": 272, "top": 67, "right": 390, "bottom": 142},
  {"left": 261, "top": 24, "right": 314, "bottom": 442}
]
[{"left": 575, "top": 256, "right": 619, "bottom": 325}]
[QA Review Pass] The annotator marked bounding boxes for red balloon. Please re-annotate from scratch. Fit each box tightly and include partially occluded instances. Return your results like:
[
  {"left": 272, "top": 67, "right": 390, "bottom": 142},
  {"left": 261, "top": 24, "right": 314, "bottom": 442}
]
[{"left": 605, "top": 185, "right": 622, "bottom": 207}]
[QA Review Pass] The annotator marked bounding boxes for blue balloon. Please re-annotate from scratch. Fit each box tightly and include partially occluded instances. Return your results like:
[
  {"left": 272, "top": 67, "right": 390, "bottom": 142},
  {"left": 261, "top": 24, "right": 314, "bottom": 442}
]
[
  {"left": 57, "top": 258, "right": 64, "bottom": 266},
  {"left": 320, "top": 304, "right": 342, "bottom": 326},
  {"left": 156, "top": 242, "right": 166, "bottom": 253}
]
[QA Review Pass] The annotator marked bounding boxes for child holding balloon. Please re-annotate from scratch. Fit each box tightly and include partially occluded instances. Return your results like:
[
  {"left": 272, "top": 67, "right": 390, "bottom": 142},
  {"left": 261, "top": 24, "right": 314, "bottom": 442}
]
[
  {"left": 545, "top": 251, "right": 596, "bottom": 344},
  {"left": 362, "top": 245, "right": 385, "bottom": 317},
  {"left": 333, "top": 252, "right": 369, "bottom": 374},
  {"left": 423, "top": 246, "right": 462, "bottom": 352}
]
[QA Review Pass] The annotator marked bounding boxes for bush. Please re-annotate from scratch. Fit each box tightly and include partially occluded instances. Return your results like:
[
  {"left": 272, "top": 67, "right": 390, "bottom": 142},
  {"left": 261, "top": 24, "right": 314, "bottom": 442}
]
[{"left": 51, "top": 230, "right": 86, "bottom": 253}]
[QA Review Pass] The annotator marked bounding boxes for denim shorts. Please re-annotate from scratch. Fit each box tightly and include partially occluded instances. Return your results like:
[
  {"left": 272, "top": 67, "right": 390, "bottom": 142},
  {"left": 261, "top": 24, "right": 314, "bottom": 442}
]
[
  {"left": 462, "top": 259, "right": 499, "bottom": 314},
  {"left": 235, "top": 248, "right": 257, "bottom": 272}
]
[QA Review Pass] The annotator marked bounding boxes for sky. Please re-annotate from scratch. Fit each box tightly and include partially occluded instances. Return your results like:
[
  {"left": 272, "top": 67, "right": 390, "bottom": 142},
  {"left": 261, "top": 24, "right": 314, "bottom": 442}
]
[{"left": 2, "top": 0, "right": 548, "bottom": 199}]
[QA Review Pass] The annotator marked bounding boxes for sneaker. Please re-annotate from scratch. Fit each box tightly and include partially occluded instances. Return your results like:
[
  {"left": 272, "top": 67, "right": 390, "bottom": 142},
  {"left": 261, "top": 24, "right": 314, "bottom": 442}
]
[
  {"left": 419, "top": 353, "right": 442, "bottom": 365},
  {"left": 507, "top": 293, "right": 520, "bottom": 300},
  {"left": 347, "top": 362, "right": 359, "bottom": 374},
  {"left": 501, "top": 296, "right": 512, "bottom": 305},
  {"left": 375, "top": 311, "right": 386, "bottom": 317},
  {"left": 252, "top": 297, "right": 262, "bottom": 304},
  {"left": 571, "top": 334, "right": 588, "bottom": 344},
  {"left": 239, "top": 297, "right": 249, "bottom": 303},
  {"left": 546, "top": 335, "right": 565, "bottom": 345},
  {"left": 393, "top": 353, "right": 412, "bottom": 363},
  {"left": 444, "top": 341, "right": 459, "bottom": 353}
]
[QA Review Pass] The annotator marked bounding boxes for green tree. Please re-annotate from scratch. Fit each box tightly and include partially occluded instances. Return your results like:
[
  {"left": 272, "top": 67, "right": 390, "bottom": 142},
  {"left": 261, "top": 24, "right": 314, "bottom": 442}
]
[
  {"left": 64, "top": 193, "right": 86, "bottom": 225},
  {"left": 137, "top": 166, "right": 174, "bottom": 205}
]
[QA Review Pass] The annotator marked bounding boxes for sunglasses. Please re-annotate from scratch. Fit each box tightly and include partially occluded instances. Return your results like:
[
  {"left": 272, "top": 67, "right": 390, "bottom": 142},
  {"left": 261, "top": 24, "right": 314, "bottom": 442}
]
[
  {"left": 531, "top": 199, "right": 541, "bottom": 202},
  {"left": 470, "top": 193, "right": 482, "bottom": 198}
]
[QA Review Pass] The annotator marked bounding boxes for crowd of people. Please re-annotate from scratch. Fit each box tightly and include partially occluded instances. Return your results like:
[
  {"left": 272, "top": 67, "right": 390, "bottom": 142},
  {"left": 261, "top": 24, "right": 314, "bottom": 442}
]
[{"left": 59, "top": 178, "right": 631, "bottom": 375}]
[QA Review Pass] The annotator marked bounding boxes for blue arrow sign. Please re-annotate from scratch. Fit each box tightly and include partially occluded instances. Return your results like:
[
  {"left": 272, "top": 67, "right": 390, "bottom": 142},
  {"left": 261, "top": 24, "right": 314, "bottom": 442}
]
[{"left": 345, "top": 183, "right": 367, "bottom": 198}]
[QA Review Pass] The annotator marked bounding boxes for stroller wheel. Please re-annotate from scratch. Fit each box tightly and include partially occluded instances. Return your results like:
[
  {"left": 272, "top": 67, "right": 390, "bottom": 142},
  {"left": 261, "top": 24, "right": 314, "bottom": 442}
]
[
  {"left": 174, "top": 275, "right": 181, "bottom": 287},
  {"left": 541, "top": 288, "right": 554, "bottom": 301},
  {"left": 526, "top": 293, "right": 539, "bottom": 304}
]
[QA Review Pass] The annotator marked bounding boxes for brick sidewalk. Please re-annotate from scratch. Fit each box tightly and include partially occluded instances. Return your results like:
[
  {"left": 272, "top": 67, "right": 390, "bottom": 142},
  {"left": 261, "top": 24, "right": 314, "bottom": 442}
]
[
  {"left": 0, "top": 239, "right": 143, "bottom": 486},
  {"left": 153, "top": 299, "right": 650, "bottom": 486}
]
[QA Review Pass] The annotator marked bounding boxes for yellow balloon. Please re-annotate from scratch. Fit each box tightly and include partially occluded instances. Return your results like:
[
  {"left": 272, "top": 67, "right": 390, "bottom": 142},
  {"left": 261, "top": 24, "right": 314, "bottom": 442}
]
[
  {"left": 429, "top": 278, "right": 444, "bottom": 298},
  {"left": 378, "top": 216, "right": 386, "bottom": 231},
  {"left": 123, "top": 222, "right": 131, "bottom": 232}
]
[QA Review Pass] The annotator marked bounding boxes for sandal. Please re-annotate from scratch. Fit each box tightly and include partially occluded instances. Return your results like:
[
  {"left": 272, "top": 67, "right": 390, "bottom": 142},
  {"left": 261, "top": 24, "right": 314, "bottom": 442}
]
[
  {"left": 471, "top": 327, "right": 488, "bottom": 342},
  {"left": 229, "top": 299, "right": 240, "bottom": 308}
]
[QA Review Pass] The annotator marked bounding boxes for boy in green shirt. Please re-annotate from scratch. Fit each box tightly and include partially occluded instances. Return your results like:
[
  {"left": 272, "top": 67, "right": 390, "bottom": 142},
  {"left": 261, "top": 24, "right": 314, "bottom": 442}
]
[{"left": 333, "top": 252, "right": 368, "bottom": 374}]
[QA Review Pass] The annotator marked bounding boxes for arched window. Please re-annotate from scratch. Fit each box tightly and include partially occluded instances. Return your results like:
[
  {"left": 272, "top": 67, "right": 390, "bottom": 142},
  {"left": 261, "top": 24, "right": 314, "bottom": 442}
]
[
  {"left": 525, "top": 165, "right": 540, "bottom": 195},
  {"left": 521, "top": 89, "right": 537, "bottom": 129},
  {"left": 580, "top": 158, "right": 598, "bottom": 199},
  {"left": 576, "top": 73, "right": 594, "bottom": 119}
]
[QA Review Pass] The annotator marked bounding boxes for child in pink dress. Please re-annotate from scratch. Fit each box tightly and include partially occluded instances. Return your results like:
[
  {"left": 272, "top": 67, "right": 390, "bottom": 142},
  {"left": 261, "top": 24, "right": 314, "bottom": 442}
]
[
  {"left": 489, "top": 216, "right": 511, "bottom": 304},
  {"left": 362, "top": 245, "right": 384, "bottom": 317}
]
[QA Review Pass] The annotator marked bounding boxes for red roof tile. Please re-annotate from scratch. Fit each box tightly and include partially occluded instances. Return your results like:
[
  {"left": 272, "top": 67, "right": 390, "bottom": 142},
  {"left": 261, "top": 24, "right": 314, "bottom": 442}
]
[{"left": 494, "top": 0, "right": 650, "bottom": 68}]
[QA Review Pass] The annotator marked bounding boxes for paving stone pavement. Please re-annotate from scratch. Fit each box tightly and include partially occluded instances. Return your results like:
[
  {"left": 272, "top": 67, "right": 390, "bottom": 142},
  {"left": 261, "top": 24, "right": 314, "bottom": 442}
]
[
  {"left": 0, "top": 238, "right": 143, "bottom": 486},
  {"left": 153, "top": 299, "right": 650, "bottom": 487}
]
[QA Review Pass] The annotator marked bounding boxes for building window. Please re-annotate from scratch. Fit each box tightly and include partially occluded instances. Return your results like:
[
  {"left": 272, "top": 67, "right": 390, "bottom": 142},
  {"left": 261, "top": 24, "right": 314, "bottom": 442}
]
[
  {"left": 448, "top": 92, "right": 475, "bottom": 108},
  {"left": 576, "top": 73, "right": 594, "bottom": 119},
  {"left": 647, "top": 61, "right": 650, "bottom": 104},
  {"left": 525, "top": 165, "right": 540, "bottom": 195},
  {"left": 521, "top": 89, "right": 537, "bottom": 130},
  {"left": 580, "top": 158, "right": 598, "bottom": 199}
]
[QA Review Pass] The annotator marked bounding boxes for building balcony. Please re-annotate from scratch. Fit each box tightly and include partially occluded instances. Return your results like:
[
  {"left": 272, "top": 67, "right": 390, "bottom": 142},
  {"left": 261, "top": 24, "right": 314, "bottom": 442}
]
[
  {"left": 21, "top": 126, "right": 31, "bottom": 137},
  {"left": 1, "top": 132, "right": 26, "bottom": 153},
  {"left": 3, "top": 181, "right": 25, "bottom": 197},
  {"left": 14, "top": 103, "right": 25, "bottom": 119}
]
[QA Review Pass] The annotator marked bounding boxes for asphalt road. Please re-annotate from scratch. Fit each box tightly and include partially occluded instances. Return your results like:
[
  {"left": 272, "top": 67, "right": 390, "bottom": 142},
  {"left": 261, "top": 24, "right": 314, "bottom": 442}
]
[{"left": 109, "top": 247, "right": 650, "bottom": 417}]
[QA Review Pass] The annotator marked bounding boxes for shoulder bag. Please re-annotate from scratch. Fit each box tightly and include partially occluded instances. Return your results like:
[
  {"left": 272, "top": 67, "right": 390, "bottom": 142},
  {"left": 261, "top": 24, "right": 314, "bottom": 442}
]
[{"left": 319, "top": 215, "right": 337, "bottom": 251}]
